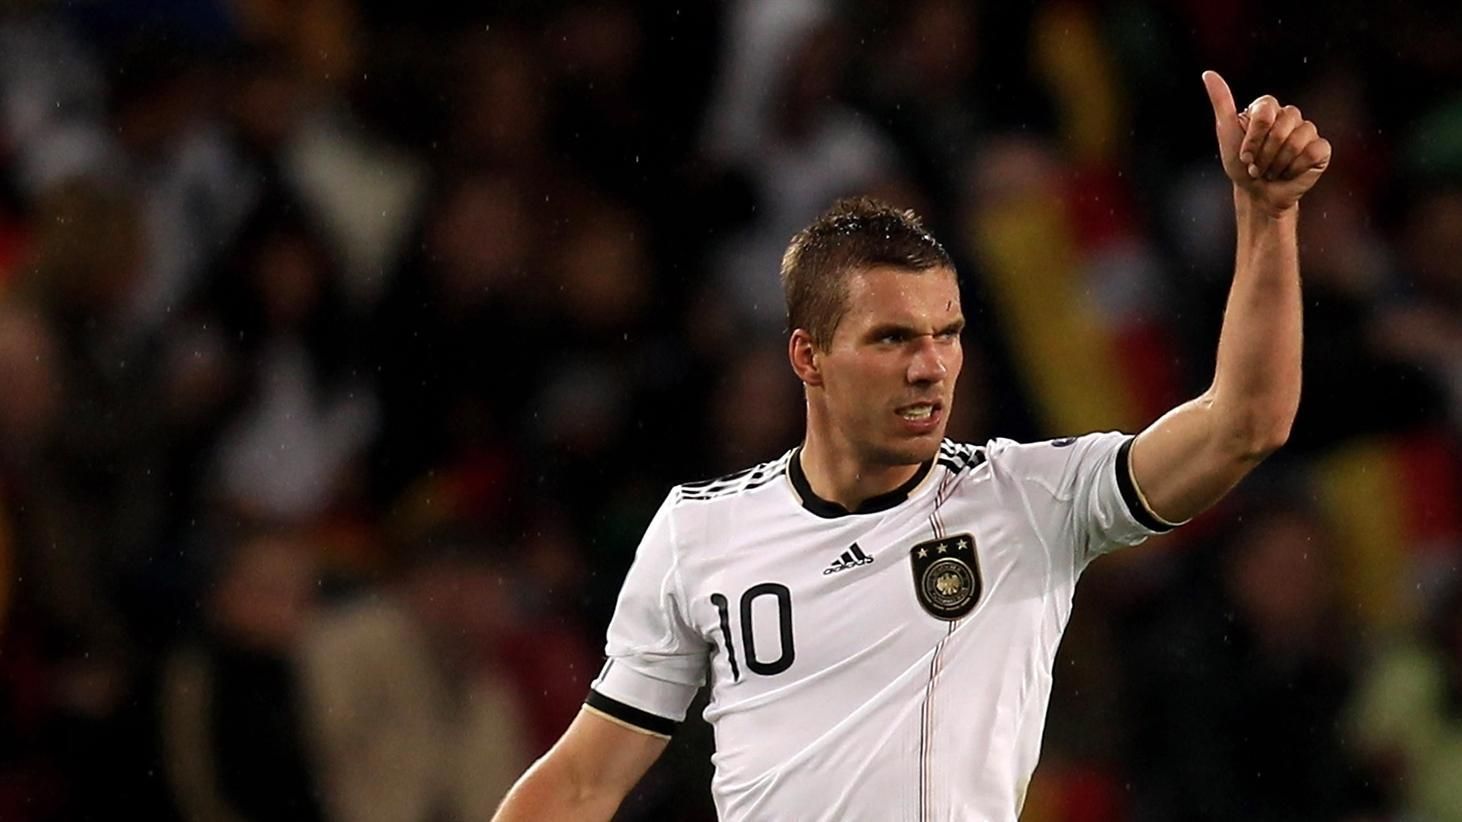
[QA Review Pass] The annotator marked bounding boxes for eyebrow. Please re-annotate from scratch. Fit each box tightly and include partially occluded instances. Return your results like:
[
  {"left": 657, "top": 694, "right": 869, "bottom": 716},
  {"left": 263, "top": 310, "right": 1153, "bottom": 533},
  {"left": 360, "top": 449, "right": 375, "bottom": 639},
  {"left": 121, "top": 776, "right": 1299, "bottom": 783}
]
[{"left": 864, "top": 319, "right": 966, "bottom": 340}]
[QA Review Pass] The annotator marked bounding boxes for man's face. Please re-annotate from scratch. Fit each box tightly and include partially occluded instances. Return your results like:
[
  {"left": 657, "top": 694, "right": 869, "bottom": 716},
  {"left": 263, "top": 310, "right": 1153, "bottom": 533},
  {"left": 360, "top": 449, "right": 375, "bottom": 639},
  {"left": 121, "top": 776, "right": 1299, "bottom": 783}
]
[{"left": 814, "top": 265, "right": 963, "bottom": 466}]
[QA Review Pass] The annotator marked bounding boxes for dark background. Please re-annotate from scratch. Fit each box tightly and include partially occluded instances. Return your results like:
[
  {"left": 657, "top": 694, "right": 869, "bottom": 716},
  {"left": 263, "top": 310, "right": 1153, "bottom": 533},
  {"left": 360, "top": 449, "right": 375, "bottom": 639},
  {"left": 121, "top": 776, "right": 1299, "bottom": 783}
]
[{"left": 0, "top": 0, "right": 1459, "bottom": 820}]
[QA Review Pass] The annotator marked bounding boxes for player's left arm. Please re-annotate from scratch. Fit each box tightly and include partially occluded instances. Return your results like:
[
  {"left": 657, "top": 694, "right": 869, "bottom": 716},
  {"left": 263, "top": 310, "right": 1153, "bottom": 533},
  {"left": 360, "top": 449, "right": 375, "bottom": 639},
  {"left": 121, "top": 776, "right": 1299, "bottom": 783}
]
[{"left": 1129, "top": 71, "right": 1332, "bottom": 523}]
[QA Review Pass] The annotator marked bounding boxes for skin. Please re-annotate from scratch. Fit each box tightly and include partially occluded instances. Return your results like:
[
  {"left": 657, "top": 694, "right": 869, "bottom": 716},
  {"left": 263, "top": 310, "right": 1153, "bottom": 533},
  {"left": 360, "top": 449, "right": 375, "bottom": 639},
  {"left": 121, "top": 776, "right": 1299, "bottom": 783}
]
[
  {"left": 491, "top": 69, "right": 1330, "bottom": 821},
  {"left": 789, "top": 265, "right": 963, "bottom": 509},
  {"left": 1129, "top": 71, "right": 1328, "bottom": 522}
]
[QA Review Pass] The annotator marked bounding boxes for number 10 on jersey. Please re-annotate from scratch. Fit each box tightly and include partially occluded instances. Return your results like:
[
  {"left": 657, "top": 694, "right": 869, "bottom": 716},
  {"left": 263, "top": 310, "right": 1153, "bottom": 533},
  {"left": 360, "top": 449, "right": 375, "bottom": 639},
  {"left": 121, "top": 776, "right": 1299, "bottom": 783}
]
[{"left": 710, "top": 584, "right": 796, "bottom": 681}]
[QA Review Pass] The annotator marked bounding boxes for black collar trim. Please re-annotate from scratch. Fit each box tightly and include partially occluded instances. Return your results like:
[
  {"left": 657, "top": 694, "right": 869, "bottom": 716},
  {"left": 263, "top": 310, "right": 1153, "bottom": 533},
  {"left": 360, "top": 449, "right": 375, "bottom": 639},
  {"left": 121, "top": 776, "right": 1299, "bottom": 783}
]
[{"left": 789, "top": 447, "right": 934, "bottom": 518}]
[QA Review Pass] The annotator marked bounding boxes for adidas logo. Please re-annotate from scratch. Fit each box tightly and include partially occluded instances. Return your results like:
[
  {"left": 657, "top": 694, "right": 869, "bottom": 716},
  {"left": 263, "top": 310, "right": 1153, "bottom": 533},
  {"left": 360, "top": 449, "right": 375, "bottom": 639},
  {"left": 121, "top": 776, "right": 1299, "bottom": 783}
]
[{"left": 824, "top": 543, "right": 875, "bottom": 575}]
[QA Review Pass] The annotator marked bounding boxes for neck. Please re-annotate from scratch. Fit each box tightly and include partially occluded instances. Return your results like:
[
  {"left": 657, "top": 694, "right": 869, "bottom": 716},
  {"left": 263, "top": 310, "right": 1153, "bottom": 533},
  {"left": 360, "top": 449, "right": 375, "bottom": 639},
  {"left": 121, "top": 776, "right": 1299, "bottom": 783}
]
[{"left": 797, "top": 432, "right": 925, "bottom": 513}]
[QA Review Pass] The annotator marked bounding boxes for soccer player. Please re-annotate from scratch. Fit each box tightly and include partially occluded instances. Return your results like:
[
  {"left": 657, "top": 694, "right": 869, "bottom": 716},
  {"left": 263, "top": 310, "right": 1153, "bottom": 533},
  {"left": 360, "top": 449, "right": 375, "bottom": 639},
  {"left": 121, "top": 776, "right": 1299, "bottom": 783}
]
[{"left": 494, "top": 71, "right": 1331, "bottom": 821}]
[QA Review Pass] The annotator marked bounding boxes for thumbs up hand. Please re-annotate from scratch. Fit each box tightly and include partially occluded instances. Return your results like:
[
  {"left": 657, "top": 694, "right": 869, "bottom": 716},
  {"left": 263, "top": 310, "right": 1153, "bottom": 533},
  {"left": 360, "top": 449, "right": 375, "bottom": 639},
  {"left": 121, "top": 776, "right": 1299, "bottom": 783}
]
[{"left": 1201, "top": 71, "right": 1332, "bottom": 216}]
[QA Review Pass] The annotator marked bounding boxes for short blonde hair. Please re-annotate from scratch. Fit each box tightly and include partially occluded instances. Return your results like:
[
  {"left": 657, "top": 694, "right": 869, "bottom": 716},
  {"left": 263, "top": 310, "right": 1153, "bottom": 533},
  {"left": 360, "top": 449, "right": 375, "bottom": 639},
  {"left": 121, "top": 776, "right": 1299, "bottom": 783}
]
[{"left": 780, "top": 197, "right": 952, "bottom": 348}]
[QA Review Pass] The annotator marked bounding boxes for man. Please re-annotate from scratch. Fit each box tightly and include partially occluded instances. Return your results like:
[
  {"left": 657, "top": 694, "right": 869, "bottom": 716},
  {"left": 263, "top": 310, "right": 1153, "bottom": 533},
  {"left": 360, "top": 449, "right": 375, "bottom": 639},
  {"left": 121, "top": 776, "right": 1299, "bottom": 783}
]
[{"left": 494, "top": 71, "right": 1330, "bottom": 821}]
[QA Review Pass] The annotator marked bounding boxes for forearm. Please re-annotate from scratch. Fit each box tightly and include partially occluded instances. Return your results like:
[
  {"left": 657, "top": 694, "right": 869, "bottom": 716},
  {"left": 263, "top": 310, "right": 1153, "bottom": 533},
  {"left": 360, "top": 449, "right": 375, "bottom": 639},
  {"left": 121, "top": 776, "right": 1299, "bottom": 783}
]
[
  {"left": 1129, "top": 194, "right": 1302, "bottom": 519},
  {"left": 1128, "top": 73, "right": 1325, "bottom": 522},
  {"left": 1207, "top": 190, "right": 1303, "bottom": 456},
  {"left": 494, "top": 706, "right": 667, "bottom": 821},
  {"left": 493, "top": 754, "right": 623, "bottom": 822}
]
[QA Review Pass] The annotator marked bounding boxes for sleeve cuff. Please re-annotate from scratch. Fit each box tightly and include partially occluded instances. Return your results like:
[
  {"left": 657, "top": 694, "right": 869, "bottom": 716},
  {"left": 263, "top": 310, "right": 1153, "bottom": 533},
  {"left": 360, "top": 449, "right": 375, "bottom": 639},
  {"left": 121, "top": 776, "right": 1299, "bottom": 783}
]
[
  {"left": 1114, "top": 437, "right": 1188, "bottom": 533},
  {"left": 585, "top": 689, "right": 679, "bottom": 738}
]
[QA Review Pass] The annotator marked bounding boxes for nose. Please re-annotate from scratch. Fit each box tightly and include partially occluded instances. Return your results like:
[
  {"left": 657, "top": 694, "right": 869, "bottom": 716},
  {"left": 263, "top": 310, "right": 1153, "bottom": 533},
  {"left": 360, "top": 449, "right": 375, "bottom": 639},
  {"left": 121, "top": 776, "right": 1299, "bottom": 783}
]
[{"left": 907, "top": 337, "right": 948, "bottom": 385}]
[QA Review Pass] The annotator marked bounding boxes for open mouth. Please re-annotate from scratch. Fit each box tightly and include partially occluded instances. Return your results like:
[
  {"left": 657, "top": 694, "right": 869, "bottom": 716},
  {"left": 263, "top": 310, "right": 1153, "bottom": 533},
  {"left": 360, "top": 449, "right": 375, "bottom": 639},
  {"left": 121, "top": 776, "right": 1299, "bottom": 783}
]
[{"left": 895, "top": 401, "right": 943, "bottom": 424}]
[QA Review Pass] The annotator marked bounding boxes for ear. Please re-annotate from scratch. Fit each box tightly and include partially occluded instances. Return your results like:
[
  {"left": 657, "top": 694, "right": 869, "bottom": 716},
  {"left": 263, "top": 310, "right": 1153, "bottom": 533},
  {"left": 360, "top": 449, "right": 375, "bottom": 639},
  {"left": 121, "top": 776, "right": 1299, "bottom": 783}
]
[{"left": 788, "top": 328, "right": 823, "bottom": 387}]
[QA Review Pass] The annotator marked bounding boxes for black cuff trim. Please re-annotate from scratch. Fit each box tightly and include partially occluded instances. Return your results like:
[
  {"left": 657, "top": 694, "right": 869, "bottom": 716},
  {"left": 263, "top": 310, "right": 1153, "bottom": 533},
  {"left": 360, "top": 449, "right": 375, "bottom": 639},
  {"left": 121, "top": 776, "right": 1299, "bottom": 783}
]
[
  {"left": 1115, "top": 437, "right": 1176, "bottom": 533},
  {"left": 585, "top": 690, "right": 678, "bottom": 737}
]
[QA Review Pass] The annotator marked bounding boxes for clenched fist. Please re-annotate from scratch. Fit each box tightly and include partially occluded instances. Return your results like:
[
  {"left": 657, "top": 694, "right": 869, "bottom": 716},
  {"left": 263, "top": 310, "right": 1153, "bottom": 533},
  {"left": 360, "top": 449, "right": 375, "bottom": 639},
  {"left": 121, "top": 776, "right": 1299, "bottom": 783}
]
[{"left": 1202, "top": 70, "right": 1332, "bottom": 216}]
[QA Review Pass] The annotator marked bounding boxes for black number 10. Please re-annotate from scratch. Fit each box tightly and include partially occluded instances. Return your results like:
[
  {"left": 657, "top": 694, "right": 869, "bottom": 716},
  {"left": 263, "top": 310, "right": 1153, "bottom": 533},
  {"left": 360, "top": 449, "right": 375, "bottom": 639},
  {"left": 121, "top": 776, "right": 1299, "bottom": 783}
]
[{"left": 711, "top": 583, "right": 795, "bottom": 681}]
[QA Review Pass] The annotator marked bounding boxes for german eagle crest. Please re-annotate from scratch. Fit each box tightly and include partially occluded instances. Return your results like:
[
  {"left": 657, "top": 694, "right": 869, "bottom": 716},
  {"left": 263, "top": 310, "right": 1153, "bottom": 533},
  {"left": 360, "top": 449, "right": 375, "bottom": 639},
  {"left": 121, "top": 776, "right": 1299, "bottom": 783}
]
[{"left": 909, "top": 533, "right": 981, "bottom": 620}]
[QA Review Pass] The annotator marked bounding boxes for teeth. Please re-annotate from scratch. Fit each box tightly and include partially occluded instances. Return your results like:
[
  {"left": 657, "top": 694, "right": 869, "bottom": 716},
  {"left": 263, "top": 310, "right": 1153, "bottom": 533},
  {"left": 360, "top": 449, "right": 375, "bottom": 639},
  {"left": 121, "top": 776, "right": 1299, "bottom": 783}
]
[{"left": 901, "top": 405, "right": 933, "bottom": 420}]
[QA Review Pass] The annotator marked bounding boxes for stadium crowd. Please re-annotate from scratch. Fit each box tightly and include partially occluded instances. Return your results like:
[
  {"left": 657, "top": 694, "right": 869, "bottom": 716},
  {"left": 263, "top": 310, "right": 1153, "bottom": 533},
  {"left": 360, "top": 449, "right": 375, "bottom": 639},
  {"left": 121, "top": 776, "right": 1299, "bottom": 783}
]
[{"left": 0, "top": 1, "right": 1458, "bottom": 820}]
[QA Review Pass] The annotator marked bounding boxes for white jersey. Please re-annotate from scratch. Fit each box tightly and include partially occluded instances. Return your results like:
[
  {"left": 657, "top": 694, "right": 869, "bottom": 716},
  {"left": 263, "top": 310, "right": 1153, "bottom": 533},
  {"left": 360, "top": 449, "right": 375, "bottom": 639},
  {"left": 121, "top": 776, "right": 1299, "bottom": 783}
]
[{"left": 587, "top": 432, "right": 1181, "bottom": 821}]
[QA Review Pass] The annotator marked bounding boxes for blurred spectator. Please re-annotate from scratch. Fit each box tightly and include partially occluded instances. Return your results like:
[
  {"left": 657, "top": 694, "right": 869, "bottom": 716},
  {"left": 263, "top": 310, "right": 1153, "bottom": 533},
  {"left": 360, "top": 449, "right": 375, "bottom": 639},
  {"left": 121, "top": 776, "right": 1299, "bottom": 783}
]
[
  {"left": 701, "top": 0, "right": 830, "bottom": 164},
  {"left": 1349, "top": 576, "right": 1462, "bottom": 820},
  {"left": 368, "top": 169, "right": 542, "bottom": 500},
  {"left": 201, "top": 196, "right": 379, "bottom": 522},
  {"left": 161, "top": 526, "right": 326, "bottom": 822},
  {"left": 704, "top": 344, "right": 803, "bottom": 473},
  {"left": 860, "top": 0, "right": 983, "bottom": 208},
  {"left": 227, "top": 0, "right": 359, "bottom": 89},
  {"left": 13, "top": 176, "right": 157, "bottom": 658},
  {"left": 103, "top": 34, "right": 259, "bottom": 339},
  {"left": 0, "top": 303, "right": 72, "bottom": 820},
  {"left": 299, "top": 525, "right": 533, "bottom": 822},
  {"left": 447, "top": 26, "right": 551, "bottom": 170},
  {"left": 1371, "top": 186, "right": 1462, "bottom": 435},
  {"left": 0, "top": 12, "right": 110, "bottom": 196},
  {"left": 1122, "top": 496, "right": 1368, "bottom": 820},
  {"left": 534, "top": 199, "right": 659, "bottom": 464},
  {"left": 283, "top": 94, "right": 427, "bottom": 313},
  {"left": 707, "top": 7, "right": 904, "bottom": 334},
  {"left": 544, "top": 3, "right": 648, "bottom": 197},
  {"left": 1286, "top": 180, "right": 1448, "bottom": 451}
]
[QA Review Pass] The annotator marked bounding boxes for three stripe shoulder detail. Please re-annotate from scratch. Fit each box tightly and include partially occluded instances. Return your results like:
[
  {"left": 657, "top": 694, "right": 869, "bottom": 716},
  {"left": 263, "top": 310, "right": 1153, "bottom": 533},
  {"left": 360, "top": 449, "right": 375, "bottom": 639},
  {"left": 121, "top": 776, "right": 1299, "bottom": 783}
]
[
  {"left": 678, "top": 452, "right": 792, "bottom": 502},
  {"left": 937, "top": 441, "right": 987, "bottom": 474}
]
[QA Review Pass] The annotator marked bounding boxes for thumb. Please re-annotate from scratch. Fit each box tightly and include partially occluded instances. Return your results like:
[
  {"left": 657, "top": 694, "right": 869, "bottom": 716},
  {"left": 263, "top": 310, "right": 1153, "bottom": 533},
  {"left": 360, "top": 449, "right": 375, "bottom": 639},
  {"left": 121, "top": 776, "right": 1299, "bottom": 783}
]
[
  {"left": 1201, "top": 70, "right": 1242, "bottom": 149},
  {"left": 1202, "top": 70, "right": 1237, "bottom": 122}
]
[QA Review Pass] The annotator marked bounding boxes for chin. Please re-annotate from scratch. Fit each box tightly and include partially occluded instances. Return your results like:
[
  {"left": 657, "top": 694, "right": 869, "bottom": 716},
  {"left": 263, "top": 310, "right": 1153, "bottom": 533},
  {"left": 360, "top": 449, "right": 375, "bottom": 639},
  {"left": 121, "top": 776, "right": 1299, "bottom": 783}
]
[{"left": 869, "top": 434, "right": 944, "bottom": 467}]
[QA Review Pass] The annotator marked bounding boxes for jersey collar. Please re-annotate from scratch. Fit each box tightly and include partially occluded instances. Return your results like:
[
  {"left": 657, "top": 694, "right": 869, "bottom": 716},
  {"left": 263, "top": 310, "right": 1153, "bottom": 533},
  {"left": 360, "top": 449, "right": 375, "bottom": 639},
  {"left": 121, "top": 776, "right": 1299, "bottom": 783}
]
[{"left": 788, "top": 447, "right": 935, "bottom": 518}]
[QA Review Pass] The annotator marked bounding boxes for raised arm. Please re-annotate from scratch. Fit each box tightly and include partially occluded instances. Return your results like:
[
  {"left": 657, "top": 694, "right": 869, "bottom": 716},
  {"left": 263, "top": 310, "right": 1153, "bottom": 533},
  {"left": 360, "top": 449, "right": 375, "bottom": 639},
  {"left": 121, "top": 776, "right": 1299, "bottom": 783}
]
[
  {"left": 493, "top": 707, "right": 669, "bottom": 821},
  {"left": 1129, "top": 71, "right": 1332, "bottom": 523}
]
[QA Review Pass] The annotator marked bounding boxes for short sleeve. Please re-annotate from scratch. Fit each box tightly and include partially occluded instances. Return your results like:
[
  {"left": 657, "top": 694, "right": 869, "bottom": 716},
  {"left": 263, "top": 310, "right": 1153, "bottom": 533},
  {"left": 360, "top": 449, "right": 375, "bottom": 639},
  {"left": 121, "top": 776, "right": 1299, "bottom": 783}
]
[
  {"left": 587, "top": 491, "right": 708, "bottom": 738},
  {"left": 990, "top": 431, "right": 1185, "bottom": 566}
]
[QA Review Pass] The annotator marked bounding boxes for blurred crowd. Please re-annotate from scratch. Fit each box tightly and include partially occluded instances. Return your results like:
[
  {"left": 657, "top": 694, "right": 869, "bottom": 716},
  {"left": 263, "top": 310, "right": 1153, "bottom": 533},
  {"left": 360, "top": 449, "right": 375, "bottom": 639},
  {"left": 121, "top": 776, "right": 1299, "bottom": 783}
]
[{"left": 0, "top": 1, "right": 1458, "bottom": 820}]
